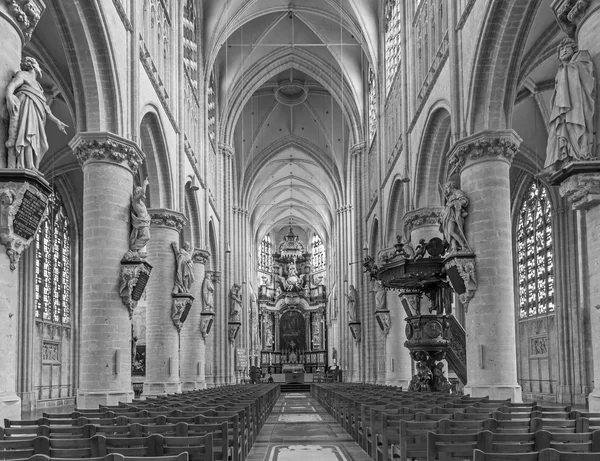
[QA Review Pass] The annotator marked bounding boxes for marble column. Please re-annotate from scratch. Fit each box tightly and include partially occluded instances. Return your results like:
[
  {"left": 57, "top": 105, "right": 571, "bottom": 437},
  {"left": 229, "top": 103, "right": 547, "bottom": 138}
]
[
  {"left": 180, "top": 248, "right": 210, "bottom": 391},
  {"left": 448, "top": 130, "right": 522, "bottom": 401},
  {"left": 143, "top": 209, "right": 186, "bottom": 396},
  {"left": 70, "top": 132, "right": 144, "bottom": 408}
]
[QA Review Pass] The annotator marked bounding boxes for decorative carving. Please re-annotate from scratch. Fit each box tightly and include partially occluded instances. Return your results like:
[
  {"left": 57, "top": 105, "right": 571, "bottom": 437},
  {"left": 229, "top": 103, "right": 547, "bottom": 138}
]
[
  {"left": 119, "top": 260, "right": 152, "bottom": 318},
  {"left": 42, "top": 342, "right": 59, "bottom": 362},
  {"left": 345, "top": 285, "right": 357, "bottom": 322},
  {"left": 440, "top": 181, "right": 473, "bottom": 255},
  {"left": 192, "top": 248, "right": 210, "bottom": 265},
  {"left": 552, "top": 0, "right": 590, "bottom": 37},
  {"left": 403, "top": 208, "right": 443, "bottom": 237},
  {"left": 408, "top": 351, "right": 451, "bottom": 393},
  {"left": 559, "top": 172, "right": 600, "bottom": 210},
  {"left": 171, "top": 294, "right": 193, "bottom": 332},
  {"left": 349, "top": 322, "right": 361, "bottom": 344},
  {"left": 0, "top": 178, "right": 49, "bottom": 270},
  {"left": 228, "top": 322, "right": 241, "bottom": 343},
  {"left": 124, "top": 178, "right": 150, "bottom": 260},
  {"left": 444, "top": 255, "right": 477, "bottom": 311},
  {"left": 72, "top": 136, "right": 144, "bottom": 174},
  {"left": 149, "top": 210, "right": 186, "bottom": 232},
  {"left": 229, "top": 283, "right": 242, "bottom": 322},
  {"left": 449, "top": 131, "right": 521, "bottom": 174},
  {"left": 4, "top": 0, "right": 44, "bottom": 39},
  {"left": 545, "top": 38, "right": 595, "bottom": 168},
  {"left": 171, "top": 241, "right": 195, "bottom": 294},
  {"left": 5, "top": 56, "right": 68, "bottom": 170},
  {"left": 375, "top": 309, "right": 391, "bottom": 336},
  {"left": 531, "top": 336, "right": 549, "bottom": 356}
]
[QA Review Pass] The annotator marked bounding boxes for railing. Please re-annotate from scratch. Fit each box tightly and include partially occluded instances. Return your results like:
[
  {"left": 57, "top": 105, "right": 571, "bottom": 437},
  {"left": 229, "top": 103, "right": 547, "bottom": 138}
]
[
  {"left": 260, "top": 350, "right": 327, "bottom": 374},
  {"left": 445, "top": 315, "right": 467, "bottom": 385}
]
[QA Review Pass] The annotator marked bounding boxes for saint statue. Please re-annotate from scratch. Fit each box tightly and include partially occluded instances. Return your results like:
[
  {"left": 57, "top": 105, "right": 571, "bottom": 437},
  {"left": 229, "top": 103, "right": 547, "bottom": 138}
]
[
  {"left": 346, "top": 285, "right": 357, "bottom": 322},
  {"left": 129, "top": 178, "right": 151, "bottom": 256},
  {"left": 171, "top": 241, "right": 194, "bottom": 294},
  {"left": 373, "top": 280, "right": 386, "bottom": 312},
  {"left": 5, "top": 57, "right": 68, "bottom": 170},
  {"left": 229, "top": 283, "right": 242, "bottom": 322},
  {"left": 545, "top": 38, "right": 596, "bottom": 168},
  {"left": 202, "top": 272, "right": 215, "bottom": 313},
  {"left": 264, "top": 319, "right": 274, "bottom": 348},
  {"left": 440, "top": 181, "right": 472, "bottom": 254}
]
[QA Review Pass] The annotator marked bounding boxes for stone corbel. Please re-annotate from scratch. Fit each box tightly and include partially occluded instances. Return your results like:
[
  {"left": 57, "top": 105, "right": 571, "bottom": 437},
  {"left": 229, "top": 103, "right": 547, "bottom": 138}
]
[
  {"left": 228, "top": 322, "right": 241, "bottom": 344},
  {"left": 192, "top": 248, "right": 210, "bottom": 265},
  {"left": 119, "top": 259, "right": 152, "bottom": 318},
  {"left": 558, "top": 172, "right": 600, "bottom": 210},
  {"left": 171, "top": 293, "right": 194, "bottom": 332},
  {"left": 200, "top": 312, "right": 215, "bottom": 340},
  {"left": 375, "top": 309, "right": 391, "bottom": 336},
  {"left": 444, "top": 254, "right": 477, "bottom": 311},
  {"left": 4, "top": 0, "right": 45, "bottom": 40},
  {"left": 349, "top": 322, "right": 362, "bottom": 344},
  {"left": 551, "top": 0, "right": 590, "bottom": 37},
  {"left": 0, "top": 172, "right": 51, "bottom": 270}
]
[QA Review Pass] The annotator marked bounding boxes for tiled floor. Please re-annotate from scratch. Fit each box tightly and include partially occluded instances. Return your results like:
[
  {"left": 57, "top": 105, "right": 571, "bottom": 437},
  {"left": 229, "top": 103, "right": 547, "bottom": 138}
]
[{"left": 247, "top": 392, "right": 372, "bottom": 461}]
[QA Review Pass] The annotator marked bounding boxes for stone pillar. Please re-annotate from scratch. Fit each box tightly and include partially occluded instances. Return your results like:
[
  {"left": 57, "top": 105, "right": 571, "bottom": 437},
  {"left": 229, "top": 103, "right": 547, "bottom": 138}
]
[
  {"left": 143, "top": 209, "right": 186, "bottom": 395},
  {"left": 70, "top": 132, "right": 144, "bottom": 408},
  {"left": 385, "top": 293, "right": 412, "bottom": 388},
  {"left": 404, "top": 207, "right": 444, "bottom": 243},
  {"left": 180, "top": 248, "right": 210, "bottom": 391},
  {"left": 448, "top": 130, "right": 522, "bottom": 401}
]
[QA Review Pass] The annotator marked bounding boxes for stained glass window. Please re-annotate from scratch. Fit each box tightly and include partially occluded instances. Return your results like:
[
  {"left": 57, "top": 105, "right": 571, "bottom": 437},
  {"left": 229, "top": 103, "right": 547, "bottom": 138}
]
[
  {"left": 312, "top": 235, "right": 326, "bottom": 272},
  {"left": 208, "top": 72, "right": 216, "bottom": 143},
  {"left": 259, "top": 235, "right": 272, "bottom": 273},
  {"left": 368, "top": 68, "right": 377, "bottom": 143},
  {"left": 35, "top": 192, "right": 71, "bottom": 324},
  {"left": 385, "top": 0, "right": 402, "bottom": 96},
  {"left": 517, "top": 181, "right": 554, "bottom": 318}
]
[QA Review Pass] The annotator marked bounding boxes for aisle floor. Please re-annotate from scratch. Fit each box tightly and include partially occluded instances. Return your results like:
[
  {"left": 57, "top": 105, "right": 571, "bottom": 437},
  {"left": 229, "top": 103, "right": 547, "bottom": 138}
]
[{"left": 247, "top": 392, "right": 372, "bottom": 461}]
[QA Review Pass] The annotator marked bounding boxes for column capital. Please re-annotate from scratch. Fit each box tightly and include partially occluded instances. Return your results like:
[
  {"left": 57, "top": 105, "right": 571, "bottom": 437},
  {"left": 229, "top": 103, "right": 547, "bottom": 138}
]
[
  {"left": 350, "top": 143, "right": 365, "bottom": 157},
  {"left": 2, "top": 0, "right": 45, "bottom": 41},
  {"left": 192, "top": 248, "right": 211, "bottom": 264},
  {"left": 403, "top": 207, "right": 443, "bottom": 237},
  {"left": 218, "top": 143, "right": 234, "bottom": 158},
  {"left": 148, "top": 208, "right": 187, "bottom": 232},
  {"left": 69, "top": 132, "right": 145, "bottom": 174},
  {"left": 448, "top": 130, "right": 522, "bottom": 174}
]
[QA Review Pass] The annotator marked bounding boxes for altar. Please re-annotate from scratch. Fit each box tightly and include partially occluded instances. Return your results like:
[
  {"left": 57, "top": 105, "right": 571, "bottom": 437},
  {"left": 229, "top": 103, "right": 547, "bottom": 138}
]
[{"left": 282, "top": 363, "right": 305, "bottom": 383}]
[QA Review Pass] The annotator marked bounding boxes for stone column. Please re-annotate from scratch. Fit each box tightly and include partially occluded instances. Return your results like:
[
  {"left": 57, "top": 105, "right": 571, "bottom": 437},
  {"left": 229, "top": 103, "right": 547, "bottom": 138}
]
[
  {"left": 70, "top": 132, "right": 144, "bottom": 407},
  {"left": 180, "top": 248, "right": 210, "bottom": 391},
  {"left": 448, "top": 130, "right": 522, "bottom": 401},
  {"left": 143, "top": 209, "right": 186, "bottom": 396},
  {"left": 385, "top": 293, "right": 412, "bottom": 388}
]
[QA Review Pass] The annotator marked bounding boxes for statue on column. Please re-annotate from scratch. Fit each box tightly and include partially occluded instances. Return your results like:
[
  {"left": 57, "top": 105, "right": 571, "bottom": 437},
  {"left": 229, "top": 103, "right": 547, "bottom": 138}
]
[
  {"left": 264, "top": 314, "right": 274, "bottom": 348},
  {"left": 5, "top": 57, "right": 68, "bottom": 170},
  {"left": 373, "top": 280, "right": 386, "bottom": 311},
  {"left": 229, "top": 283, "right": 242, "bottom": 322},
  {"left": 545, "top": 38, "right": 596, "bottom": 168},
  {"left": 171, "top": 241, "right": 195, "bottom": 294},
  {"left": 345, "top": 284, "right": 357, "bottom": 322},
  {"left": 440, "top": 181, "right": 472, "bottom": 254},
  {"left": 202, "top": 272, "right": 215, "bottom": 313},
  {"left": 129, "top": 178, "right": 151, "bottom": 258}
]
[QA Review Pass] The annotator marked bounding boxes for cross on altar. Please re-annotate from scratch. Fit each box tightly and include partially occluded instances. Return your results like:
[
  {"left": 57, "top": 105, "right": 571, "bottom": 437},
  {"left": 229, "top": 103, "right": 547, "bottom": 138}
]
[{"left": 289, "top": 340, "right": 296, "bottom": 348}]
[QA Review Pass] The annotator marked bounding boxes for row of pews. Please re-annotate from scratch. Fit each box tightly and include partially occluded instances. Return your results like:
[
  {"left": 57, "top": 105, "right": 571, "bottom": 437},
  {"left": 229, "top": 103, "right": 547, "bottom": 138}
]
[
  {"left": 312, "top": 383, "right": 600, "bottom": 460},
  {"left": 0, "top": 383, "right": 280, "bottom": 461}
]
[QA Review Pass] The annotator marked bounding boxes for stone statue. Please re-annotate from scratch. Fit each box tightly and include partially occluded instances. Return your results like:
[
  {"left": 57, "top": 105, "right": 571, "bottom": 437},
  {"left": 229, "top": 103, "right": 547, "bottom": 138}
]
[
  {"left": 129, "top": 178, "right": 151, "bottom": 257},
  {"left": 249, "top": 284, "right": 261, "bottom": 352},
  {"left": 545, "top": 38, "right": 596, "bottom": 168},
  {"left": 373, "top": 280, "right": 386, "bottom": 311},
  {"left": 229, "top": 283, "right": 242, "bottom": 322},
  {"left": 264, "top": 315, "right": 273, "bottom": 348},
  {"left": 5, "top": 57, "right": 68, "bottom": 170},
  {"left": 201, "top": 272, "right": 215, "bottom": 313},
  {"left": 440, "top": 181, "right": 472, "bottom": 254},
  {"left": 346, "top": 284, "right": 357, "bottom": 322},
  {"left": 171, "top": 241, "right": 194, "bottom": 294}
]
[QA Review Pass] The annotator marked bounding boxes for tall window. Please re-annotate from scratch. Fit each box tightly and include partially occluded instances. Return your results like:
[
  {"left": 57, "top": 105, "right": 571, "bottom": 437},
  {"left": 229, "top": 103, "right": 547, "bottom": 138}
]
[
  {"left": 385, "top": 0, "right": 402, "bottom": 96},
  {"left": 35, "top": 192, "right": 71, "bottom": 324},
  {"left": 311, "top": 234, "right": 325, "bottom": 272},
  {"left": 183, "top": 0, "right": 198, "bottom": 92},
  {"left": 259, "top": 235, "right": 272, "bottom": 273},
  {"left": 208, "top": 72, "right": 216, "bottom": 143},
  {"left": 517, "top": 181, "right": 554, "bottom": 318},
  {"left": 368, "top": 68, "right": 377, "bottom": 143}
]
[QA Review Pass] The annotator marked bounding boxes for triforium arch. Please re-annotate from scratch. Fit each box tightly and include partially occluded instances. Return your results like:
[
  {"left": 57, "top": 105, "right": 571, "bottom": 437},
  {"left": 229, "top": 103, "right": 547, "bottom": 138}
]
[{"left": 413, "top": 105, "right": 452, "bottom": 209}]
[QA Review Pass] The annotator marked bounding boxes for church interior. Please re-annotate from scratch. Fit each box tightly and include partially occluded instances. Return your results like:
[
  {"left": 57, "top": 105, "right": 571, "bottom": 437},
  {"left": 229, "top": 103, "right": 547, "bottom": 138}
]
[{"left": 2, "top": 0, "right": 600, "bottom": 459}]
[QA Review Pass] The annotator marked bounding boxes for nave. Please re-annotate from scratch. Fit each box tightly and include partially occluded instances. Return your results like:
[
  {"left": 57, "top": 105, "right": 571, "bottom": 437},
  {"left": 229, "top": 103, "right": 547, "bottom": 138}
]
[{"left": 3, "top": 383, "right": 600, "bottom": 461}]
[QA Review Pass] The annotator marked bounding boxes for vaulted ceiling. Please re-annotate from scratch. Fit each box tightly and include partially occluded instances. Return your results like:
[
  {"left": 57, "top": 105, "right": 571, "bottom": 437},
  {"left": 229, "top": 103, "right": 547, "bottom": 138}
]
[{"left": 205, "top": 0, "right": 378, "bottom": 245}]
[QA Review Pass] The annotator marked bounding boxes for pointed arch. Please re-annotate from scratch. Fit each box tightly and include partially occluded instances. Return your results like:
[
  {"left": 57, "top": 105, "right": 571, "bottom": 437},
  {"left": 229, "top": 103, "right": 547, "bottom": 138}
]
[
  {"left": 386, "top": 177, "right": 405, "bottom": 246},
  {"left": 208, "top": 220, "right": 219, "bottom": 272}
]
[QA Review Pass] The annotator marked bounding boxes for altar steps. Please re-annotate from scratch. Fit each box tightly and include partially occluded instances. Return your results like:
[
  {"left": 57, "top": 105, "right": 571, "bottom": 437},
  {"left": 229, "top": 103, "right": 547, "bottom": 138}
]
[{"left": 280, "top": 383, "right": 312, "bottom": 393}]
